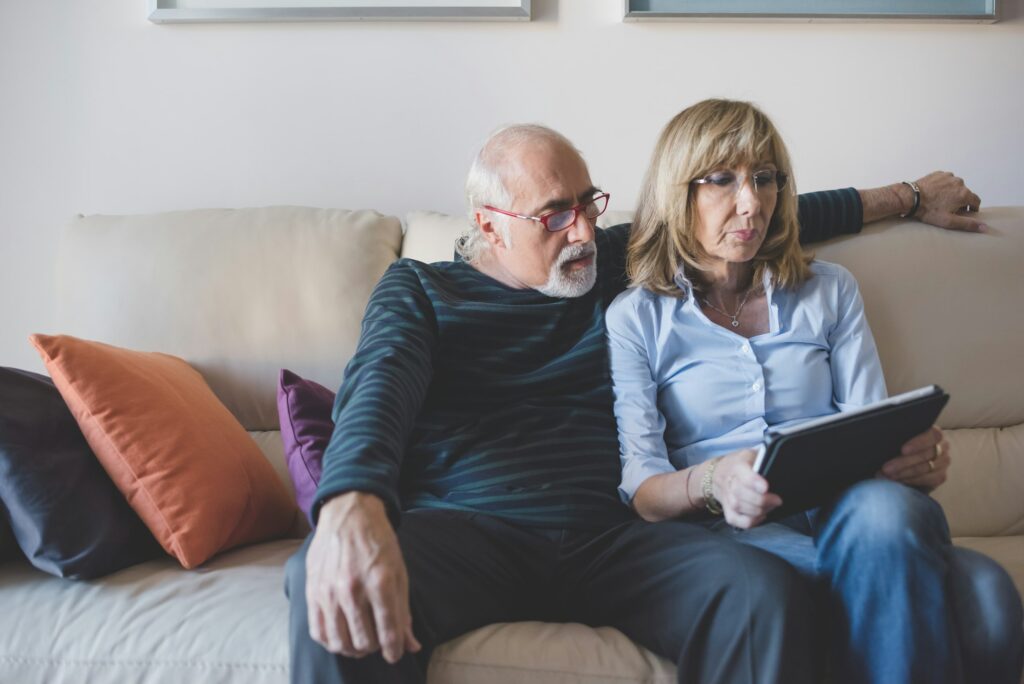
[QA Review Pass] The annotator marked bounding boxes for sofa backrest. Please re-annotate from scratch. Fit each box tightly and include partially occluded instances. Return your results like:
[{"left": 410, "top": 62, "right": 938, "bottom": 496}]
[
  {"left": 52, "top": 204, "right": 1023, "bottom": 538},
  {"left": 55, "top": 206, "right": 402, "bottom": 432}
]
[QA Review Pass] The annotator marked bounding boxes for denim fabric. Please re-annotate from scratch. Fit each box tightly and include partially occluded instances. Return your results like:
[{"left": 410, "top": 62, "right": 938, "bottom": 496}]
[{"left": 707, "top": 480, "right": 1024, "bottom": 684}]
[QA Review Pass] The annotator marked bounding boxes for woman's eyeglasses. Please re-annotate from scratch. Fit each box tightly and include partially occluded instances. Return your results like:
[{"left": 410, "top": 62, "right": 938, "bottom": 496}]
[{"left": 691, "top": 169, "right": 789, "bottom": 198}]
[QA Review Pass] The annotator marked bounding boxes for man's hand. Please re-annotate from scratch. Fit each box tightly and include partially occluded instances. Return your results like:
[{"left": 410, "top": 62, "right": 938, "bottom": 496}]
[
  {"left": 860, "top": 171, "right": 986, "bottom": 232},
  {"left": 712, "top": 449, "right": 783, "bottom": 529},
  {"left": 306, "top": 492, "right": 421, "bottom": 663},
  {"left": 880, "top": 426, "right": 950, "bottom": 493},
  {"left": 913, "top": 171, "right": 985, "bottom": 232}
]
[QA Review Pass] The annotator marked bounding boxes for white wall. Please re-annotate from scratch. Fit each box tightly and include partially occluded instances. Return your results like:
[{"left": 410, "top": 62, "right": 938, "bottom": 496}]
[{"left": 2, "top": 0, "right": 1023, "bottom": 371}]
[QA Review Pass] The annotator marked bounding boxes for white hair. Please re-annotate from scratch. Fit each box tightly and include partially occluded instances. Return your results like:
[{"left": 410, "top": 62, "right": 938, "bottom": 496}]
[{"left": 458, "top": 123, "right": 583, "bottom": 263}]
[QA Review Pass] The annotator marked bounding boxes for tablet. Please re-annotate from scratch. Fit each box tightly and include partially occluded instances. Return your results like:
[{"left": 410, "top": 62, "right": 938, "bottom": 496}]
[{"left": 752, "top": 385, "right": 950, "bottom": 519}]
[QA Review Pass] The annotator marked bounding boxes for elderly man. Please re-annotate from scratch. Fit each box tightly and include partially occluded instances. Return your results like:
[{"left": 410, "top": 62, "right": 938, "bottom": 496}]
[{"left": 285, "top": 124, "right": 990, "bottom": 684}]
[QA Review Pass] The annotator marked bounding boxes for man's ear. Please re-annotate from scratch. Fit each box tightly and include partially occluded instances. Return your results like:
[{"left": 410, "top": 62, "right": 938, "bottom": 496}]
[{"left": 475, "top": 209, "right": 507, "bottom": 249}]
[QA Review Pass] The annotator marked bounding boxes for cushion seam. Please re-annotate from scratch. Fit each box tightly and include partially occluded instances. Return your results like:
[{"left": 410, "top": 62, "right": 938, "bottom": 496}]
[{"left": 0, "top": 656, "right": 285, "bottom": 671}]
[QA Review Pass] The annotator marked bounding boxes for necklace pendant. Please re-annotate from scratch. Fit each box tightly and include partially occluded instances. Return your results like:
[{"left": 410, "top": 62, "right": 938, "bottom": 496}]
[{"left": 731, "top": 320, "right": 740, "bottom": 327}]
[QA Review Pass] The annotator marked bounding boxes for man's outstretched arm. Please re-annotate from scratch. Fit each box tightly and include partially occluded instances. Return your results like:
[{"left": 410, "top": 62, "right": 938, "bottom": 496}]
[
  {"left": 859, "top": 171, "right": 985, "bottom": 232},
  {"left": 797, "top": 171, "right": 985, "bottom": 245}
]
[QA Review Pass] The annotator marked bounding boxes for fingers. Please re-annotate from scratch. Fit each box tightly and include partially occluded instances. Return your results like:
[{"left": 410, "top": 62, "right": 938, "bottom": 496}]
[
  {"left": 900, "top": 425, "right": 942, "bottom": 456},
  {"left": 965, "top": 189, "right": 982, "bottom": 209},
  {"left": 883, "top": 430, "right": 951, "bottom": 493},
  {"left": 914, "top": 171, "right": 988, "bottom": 232},
  {"left": 339, "top": 584, "right": 380, "bottom": 656},
  {"left": 936, "top": 212, "right": 988, "bottom": 233},
  {"left": 367, "top": 573, "right": 411, "bottom": 664},
  {"left": 720, "top": 470, "right": 781, "bottom": 529},
  {"left": 308, "top": 582, "right": 366, "bottom": 657},
  {"left": 949, "top": 215, "right": 987, "bottom": 233},
  {"left": 404, "top": 623, "right": 423, "bottom": 654}
]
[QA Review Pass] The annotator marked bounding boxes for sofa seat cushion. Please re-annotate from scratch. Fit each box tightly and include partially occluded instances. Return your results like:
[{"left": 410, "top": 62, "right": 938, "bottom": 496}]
[
  {"left": 429, "top": 622, "right": 675, "bottom": 684},
  {"left": 0, "top": 540, "right": 299, "bottom": 684},
  {"left": 0, "top": 538, "right": 675, "bottom": 684},
  {"left": 1, "top": 534, "right": 1017, "bottom": 684}
]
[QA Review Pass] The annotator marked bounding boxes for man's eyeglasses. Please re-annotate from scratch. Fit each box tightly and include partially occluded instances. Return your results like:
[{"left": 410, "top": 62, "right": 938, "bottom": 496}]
[
  {"left": 691, "top": 169, "right": 789, "bottom": 198},
  {"left": 484, "top": 192, "right": 610, "bottom": 232}
]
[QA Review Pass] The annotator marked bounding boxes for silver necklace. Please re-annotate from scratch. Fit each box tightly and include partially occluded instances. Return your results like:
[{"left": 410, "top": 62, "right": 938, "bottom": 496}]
[{"left": 702, "top": 287, "right": 753, "bottom": 328}]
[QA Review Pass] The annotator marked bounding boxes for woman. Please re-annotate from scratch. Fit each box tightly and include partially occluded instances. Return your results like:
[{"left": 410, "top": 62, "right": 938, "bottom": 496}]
[{"left": 606, "top": 99, "right": 1022, "bottom": 684}]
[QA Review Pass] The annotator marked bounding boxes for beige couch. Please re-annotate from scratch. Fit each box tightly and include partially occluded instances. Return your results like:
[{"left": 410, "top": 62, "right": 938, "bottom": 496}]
[{"left": 1, "top": 205, "right": 1021, "bottom": 684}]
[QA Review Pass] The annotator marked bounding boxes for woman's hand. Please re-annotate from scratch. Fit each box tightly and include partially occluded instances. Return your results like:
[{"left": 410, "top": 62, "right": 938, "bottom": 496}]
[
  {"left": 711, "top": 449, "right": 783, "bottom": 529},
  {"left": 880, "top": 426, "right": 950, "bottom": 493}
]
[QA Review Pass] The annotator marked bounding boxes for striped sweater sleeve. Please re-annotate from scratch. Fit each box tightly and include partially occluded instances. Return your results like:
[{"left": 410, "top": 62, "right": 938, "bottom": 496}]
[
  {"left": 797, "top": 187, "right": 863, "bottom": 245},
  {"left": 311, "top": 262, "right": 437, "bottom": 525}
]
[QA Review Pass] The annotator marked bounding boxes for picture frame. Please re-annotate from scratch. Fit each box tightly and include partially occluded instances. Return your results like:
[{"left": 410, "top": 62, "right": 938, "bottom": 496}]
[
  {"left": 147, "top": 0, "right": 531, "bottom": 23},
  {"left": 623, "top": 0, "right": 998, "bottom": 22}
]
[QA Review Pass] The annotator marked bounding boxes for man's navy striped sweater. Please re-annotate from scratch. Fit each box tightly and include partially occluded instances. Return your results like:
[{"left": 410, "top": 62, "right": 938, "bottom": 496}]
[{"left": 313, "top": 189, "right": 863, "bottom": 528}]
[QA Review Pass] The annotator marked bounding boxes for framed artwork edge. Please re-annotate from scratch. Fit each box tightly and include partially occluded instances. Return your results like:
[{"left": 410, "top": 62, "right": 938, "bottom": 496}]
[
  {"left": 148, "top": 0, "right": 531, "bottom": 23},
  {"left": 622, "top": 0, "right": 998, "bottom": 23}
]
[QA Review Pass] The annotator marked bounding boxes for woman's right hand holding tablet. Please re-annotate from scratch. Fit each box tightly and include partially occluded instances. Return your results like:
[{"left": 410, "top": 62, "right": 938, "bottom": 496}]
[{"left": 711, "top": 449, "right": 783, "bottom": 529}]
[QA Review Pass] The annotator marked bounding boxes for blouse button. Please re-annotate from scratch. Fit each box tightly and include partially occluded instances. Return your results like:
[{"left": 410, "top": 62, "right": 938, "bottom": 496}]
[{"left": 752, "top": 381, "right": 762, "bottom": 391}]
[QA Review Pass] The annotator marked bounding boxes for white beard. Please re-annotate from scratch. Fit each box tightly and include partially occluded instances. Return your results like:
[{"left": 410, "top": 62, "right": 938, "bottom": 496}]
[{"left": 536, "top": 241, "right": 598, "bottom": 298}]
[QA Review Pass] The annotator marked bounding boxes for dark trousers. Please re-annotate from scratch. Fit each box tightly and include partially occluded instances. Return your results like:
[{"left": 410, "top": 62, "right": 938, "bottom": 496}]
[{"left": 286, "top": 509, "right": 817, "bottom": 684}]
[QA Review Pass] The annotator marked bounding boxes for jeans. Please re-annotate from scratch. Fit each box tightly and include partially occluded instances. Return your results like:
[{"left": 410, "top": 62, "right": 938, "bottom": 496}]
[{"left": 708, "top": 479, "right": 1024, "bottom": 684}]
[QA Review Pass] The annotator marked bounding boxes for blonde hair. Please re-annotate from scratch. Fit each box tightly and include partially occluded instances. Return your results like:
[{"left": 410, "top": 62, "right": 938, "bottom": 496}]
[{"left": 628, "top": 99, "right": 811, "bottom": 297}]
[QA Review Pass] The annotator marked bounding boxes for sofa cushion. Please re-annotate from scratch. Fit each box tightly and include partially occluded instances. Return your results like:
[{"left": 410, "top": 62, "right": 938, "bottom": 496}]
[
  {"left": 0, "top": 367, "right": 160, "bottom": 579},
  {"left": 30, "top": 334, "right": 299, "bottom": 569},
  {"left": 0, "top": 541, "right": 298, "bottom": 684},
  {"left": 55, "top": 207, "right": 403, "bottom": 431},
  {"left": 277, "top": 369, "right": 335, "bottom": 521},
  {"left": 814, "top": 208, "right": 1024, "bottom": 430}
]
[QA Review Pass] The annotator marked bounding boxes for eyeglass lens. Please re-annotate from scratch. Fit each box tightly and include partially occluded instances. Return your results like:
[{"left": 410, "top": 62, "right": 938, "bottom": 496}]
[
  {"left": 700, "top": 170, "right": 788, "bottom": 195},
  {"left": 546, "top": 194, "right": 609, "bottom": 231}
]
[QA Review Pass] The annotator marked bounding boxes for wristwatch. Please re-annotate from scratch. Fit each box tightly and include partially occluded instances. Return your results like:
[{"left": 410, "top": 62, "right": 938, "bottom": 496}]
[{"left": 701, "top": 458, "right": 724, "bottom": 516}]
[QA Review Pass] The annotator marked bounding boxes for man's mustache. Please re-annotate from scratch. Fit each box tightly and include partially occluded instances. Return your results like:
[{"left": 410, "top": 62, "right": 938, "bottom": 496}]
[{"left": 557, "top": 242, "right": 597, "bottom": 267}]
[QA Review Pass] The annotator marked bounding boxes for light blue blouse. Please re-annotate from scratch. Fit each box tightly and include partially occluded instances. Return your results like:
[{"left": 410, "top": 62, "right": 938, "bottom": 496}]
[{"left": 606, "top": 260, "right": 887, "bottom": 504}]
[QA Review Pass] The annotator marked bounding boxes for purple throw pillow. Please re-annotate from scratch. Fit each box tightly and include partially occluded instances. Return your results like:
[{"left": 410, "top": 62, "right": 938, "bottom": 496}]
[{"left": 277, "top": 369, "right": 335, "bottom": 522}]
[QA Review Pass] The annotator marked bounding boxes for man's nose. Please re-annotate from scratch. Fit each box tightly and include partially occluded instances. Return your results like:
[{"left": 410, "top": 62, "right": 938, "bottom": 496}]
[{"left": 566, "top": 210, "right": 596, "bottom": 243}]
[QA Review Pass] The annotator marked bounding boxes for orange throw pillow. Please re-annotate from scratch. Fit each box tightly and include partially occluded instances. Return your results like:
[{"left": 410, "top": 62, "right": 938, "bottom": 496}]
[{"left": 30, "top": 334, "right": 298, "bottom": 569}]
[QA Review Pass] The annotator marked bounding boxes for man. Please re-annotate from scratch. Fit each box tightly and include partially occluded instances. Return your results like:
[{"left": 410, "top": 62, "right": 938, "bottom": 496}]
[{"left": 286, "top": 124, "right": 992, "bottom": 683}]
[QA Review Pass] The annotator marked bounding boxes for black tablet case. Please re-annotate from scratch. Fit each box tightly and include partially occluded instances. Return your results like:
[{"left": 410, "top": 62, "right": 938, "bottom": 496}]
[{"left": 758, "top": 387, "right": 949, "bottom": 519}]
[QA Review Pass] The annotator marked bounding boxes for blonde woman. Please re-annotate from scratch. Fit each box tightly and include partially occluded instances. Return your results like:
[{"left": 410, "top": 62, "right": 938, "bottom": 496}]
[{"left": 606, "top": 99, "right": 1022, "bottom": 684}]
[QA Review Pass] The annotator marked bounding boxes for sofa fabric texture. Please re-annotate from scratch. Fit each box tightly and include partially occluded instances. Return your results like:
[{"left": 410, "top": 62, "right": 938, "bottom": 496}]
[
  {"left": 0, "top": 205, "right": 1021, "bottom": 684},
  {"left": 30, "top": 334, "right": 299, "bottom": 569},
  {"left": 0, "top": 366, "right": 160, "bottom": 579}
]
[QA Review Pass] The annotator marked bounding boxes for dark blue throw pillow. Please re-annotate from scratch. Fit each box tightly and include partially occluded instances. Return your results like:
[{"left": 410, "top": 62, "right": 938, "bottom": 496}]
[
  {"left": 0, "top": 367, "right": 161, "bottom": 579},
  {"left": 0, "top": 516, "right": 17, "bottom": 562}
]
